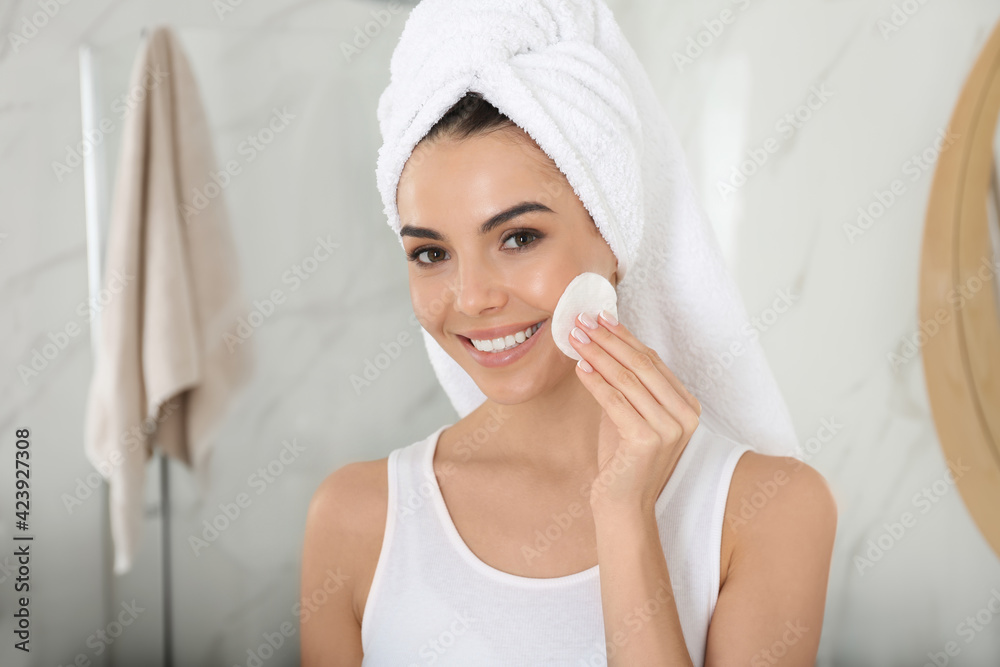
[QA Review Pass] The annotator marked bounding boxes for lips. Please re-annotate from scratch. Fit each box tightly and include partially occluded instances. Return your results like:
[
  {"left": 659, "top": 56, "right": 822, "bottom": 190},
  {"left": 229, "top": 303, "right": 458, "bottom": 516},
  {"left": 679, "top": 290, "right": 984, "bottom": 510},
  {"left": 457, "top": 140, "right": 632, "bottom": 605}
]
[
  {"left": 467, "top": 320, "right": 543, "bottom": 352},
  {"left": 457, "top": 318, "right": 548, "bottom": 342},
  {"left": 458, "top": 318, "right": 549, "bottom": 368}
]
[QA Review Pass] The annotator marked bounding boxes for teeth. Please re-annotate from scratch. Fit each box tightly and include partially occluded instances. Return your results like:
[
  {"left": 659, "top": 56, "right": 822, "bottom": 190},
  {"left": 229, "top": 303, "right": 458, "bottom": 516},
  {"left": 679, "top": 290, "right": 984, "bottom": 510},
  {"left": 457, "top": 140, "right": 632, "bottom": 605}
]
[{"left": 472, "top": 321, "right": 542, "bottom": 352}]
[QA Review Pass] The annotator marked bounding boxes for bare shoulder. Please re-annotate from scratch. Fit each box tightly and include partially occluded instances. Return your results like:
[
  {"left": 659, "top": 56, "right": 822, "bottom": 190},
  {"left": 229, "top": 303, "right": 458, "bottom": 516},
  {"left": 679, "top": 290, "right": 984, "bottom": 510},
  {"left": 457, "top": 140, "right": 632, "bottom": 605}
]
[
  {"left": 308, "top": 458, "right": 389, "bottom": 528},
  {"left": 303, "top": 458, "right": 390, "bottom": 623},
  {"left": 301, "top": 458, "right": 389, "bottom": 665},
  {"left": 731, "top": 452, "right": 836, "bottom": 505},
  {"left": 723, "top": 451, "right": 838, "bottom": 565},
  {"left": 707, "top": 452, "right": 838, "bottom": 664}
]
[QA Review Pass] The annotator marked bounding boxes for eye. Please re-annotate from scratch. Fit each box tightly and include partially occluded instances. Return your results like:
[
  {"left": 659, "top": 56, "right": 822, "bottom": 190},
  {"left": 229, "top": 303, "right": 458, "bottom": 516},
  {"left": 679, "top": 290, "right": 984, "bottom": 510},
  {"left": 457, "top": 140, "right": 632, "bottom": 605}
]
[
  {"left": 407, "top": 246, "right": 449, "bottom": 266},
  {"left": 502, "top": 229, "right": 541, "bottom": 250},
  {"left": 406, "top": 228, "right": 542, "bottom": 268}
]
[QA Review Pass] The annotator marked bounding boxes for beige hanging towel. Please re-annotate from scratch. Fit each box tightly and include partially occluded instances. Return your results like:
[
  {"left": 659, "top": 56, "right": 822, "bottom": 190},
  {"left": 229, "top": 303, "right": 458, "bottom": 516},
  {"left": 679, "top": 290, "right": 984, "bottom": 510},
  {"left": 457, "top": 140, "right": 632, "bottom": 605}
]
[{"left": 84, "top": 25, "right": 253, "bottom": 575}]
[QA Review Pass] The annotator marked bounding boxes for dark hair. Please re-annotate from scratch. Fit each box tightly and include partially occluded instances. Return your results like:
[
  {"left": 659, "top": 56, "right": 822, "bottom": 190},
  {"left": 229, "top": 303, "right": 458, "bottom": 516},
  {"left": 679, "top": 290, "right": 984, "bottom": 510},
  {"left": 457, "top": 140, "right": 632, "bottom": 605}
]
[
  {"left": 421, "top": 91, "right": 517, "bottom": 143},
  {"left": 416, "top": 90, "right": 561, "bottom": 180}
]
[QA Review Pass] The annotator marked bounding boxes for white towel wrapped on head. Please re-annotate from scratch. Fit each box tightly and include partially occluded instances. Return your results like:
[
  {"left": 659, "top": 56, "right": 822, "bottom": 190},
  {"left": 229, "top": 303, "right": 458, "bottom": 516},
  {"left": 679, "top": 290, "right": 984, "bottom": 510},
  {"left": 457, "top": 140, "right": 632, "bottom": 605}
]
[{"left": 375, "top": 0, "right": 800, "bottom": 459}]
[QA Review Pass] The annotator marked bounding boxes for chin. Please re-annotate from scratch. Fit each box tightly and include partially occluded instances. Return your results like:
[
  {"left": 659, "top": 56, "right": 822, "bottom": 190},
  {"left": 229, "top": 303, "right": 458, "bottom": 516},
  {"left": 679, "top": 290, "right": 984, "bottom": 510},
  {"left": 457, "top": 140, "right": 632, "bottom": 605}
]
[{"left": 470, "top": 357, "right": 576, "bottom": 402}]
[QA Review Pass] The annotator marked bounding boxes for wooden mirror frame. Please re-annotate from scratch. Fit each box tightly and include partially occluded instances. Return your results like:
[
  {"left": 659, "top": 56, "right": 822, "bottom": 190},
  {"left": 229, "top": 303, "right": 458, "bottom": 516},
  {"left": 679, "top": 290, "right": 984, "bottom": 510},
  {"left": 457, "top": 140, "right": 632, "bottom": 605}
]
[{"left": 920, "top": 18, "right": 1000, "bottom": 560}]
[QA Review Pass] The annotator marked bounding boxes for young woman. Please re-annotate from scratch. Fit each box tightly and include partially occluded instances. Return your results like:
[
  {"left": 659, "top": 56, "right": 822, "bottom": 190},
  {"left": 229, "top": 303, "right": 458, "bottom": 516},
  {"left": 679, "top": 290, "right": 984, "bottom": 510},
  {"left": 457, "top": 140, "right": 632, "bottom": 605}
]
[{"left": 300, "top": 89, "right": 837, "bottom": 666}]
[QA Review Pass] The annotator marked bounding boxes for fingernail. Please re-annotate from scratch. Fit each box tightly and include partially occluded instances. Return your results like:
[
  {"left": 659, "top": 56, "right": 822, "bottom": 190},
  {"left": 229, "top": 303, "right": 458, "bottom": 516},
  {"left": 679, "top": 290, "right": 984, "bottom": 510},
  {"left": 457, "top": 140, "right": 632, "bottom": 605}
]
[
  {"left": 571, "top": 327, "right": 591, "bottom": 344},
  {"left": 599, "top": 309, "right": 618, "bottom": 326},
  {"left": 578, "top": 358, "right": 593, "bottom": 373},
  {"left": 578, "top": 312, "right": 598, "bottom": 329}
]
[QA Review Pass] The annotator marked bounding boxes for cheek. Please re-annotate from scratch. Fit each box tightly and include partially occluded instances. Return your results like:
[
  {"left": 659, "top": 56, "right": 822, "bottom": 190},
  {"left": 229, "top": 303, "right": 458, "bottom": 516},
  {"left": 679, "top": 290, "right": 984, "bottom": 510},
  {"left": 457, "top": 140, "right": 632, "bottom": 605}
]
[
  {"left": 409, "top": 276, "right": 455, "bottom": 328},
  {"left": 507, "top": 260, "right": 582, "bottom": 314},
  {"left": 408, "top": 281, "right": 434, "bottom": 328}
]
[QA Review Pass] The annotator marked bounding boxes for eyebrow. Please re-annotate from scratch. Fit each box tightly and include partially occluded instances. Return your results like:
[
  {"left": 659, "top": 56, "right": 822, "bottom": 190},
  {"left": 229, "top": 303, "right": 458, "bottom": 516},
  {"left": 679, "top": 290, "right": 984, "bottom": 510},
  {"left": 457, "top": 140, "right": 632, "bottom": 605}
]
[{"left": 399, "top": 201, "right": 554, "bottom": 241}]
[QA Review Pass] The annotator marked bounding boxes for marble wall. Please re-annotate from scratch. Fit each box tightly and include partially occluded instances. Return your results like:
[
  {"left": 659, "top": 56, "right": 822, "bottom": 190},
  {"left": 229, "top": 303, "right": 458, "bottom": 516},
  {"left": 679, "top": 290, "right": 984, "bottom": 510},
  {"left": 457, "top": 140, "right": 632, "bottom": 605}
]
[{"left": 2, "top": 0, "right": 1000, "bottom": 665}]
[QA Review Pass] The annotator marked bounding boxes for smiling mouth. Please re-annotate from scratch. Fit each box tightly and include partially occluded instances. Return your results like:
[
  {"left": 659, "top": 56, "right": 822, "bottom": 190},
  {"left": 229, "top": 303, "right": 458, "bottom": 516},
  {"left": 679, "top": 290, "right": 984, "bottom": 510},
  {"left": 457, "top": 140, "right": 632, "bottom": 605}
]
[{"left": 459, "top": 319, "right": 547, "bottom": 353}]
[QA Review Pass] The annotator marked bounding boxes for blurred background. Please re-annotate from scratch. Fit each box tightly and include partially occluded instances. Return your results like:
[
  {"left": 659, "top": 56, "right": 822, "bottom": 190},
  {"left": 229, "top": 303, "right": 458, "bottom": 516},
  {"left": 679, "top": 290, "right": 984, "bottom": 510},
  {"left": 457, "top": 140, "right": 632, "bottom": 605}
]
[{"left": 2, "top": 0, "right": 1000, "bottom": 665}]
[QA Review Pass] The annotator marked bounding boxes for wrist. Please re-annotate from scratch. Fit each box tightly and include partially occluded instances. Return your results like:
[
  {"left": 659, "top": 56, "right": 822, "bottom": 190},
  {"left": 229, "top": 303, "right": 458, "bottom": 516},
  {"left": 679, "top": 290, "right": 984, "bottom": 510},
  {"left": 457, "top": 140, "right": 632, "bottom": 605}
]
[
  {"left": 591, "top": 501, "right": 661, "bottom": 565},
  {"left": 590, "top": 494, "right": 656, "bottom": 530}
]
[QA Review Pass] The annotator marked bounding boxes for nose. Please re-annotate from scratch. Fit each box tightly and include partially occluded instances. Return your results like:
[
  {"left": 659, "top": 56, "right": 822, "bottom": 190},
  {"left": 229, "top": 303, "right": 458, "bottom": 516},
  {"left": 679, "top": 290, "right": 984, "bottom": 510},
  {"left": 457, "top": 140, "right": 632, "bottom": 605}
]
[{"left": 451, "top": 258, "right": 508, "bottom": 317}]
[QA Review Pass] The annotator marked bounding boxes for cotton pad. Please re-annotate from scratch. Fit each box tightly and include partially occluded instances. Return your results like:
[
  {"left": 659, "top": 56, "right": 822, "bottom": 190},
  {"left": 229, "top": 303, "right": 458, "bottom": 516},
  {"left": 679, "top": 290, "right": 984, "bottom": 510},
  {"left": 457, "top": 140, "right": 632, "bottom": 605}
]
[{"left": 550, "top": 272, "right": 618, "bottom": 361}]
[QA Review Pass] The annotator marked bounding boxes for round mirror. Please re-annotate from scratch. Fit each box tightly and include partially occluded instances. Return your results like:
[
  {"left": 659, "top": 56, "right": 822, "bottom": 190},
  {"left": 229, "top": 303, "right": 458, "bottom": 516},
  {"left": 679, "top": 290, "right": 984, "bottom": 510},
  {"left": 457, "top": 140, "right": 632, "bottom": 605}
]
[{"left": 920, "top": 17, "right": 1000, "bottom": 560}]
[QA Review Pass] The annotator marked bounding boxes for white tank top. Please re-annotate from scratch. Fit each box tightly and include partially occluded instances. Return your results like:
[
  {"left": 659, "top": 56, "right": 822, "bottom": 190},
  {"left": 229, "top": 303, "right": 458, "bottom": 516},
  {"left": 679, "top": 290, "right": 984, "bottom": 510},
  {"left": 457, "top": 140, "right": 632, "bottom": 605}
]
[{"left": 360, "top": 418, "right": 753, "bottom": 667}]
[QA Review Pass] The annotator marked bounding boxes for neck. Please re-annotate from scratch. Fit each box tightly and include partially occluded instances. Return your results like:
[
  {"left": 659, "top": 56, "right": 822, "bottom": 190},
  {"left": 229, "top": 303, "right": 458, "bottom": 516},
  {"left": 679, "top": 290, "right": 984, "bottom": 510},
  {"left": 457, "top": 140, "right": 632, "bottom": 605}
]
[{"left": 457, "top": 366, "right": 603, "bottom": 476}]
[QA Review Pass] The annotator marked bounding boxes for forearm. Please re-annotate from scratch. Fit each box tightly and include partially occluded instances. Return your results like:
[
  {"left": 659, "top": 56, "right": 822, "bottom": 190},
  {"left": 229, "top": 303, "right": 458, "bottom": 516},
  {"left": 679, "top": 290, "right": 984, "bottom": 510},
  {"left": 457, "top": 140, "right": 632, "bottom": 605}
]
[{"left": 593, "top": 503, "right": 694, "bottom": 666}]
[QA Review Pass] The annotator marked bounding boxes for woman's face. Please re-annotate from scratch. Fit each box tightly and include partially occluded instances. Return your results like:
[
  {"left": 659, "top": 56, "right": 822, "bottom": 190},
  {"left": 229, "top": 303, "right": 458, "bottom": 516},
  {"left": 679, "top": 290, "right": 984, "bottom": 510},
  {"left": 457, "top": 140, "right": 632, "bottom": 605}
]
[{"left": 397, "top": 125, "right": 618, "bottom": 403}]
